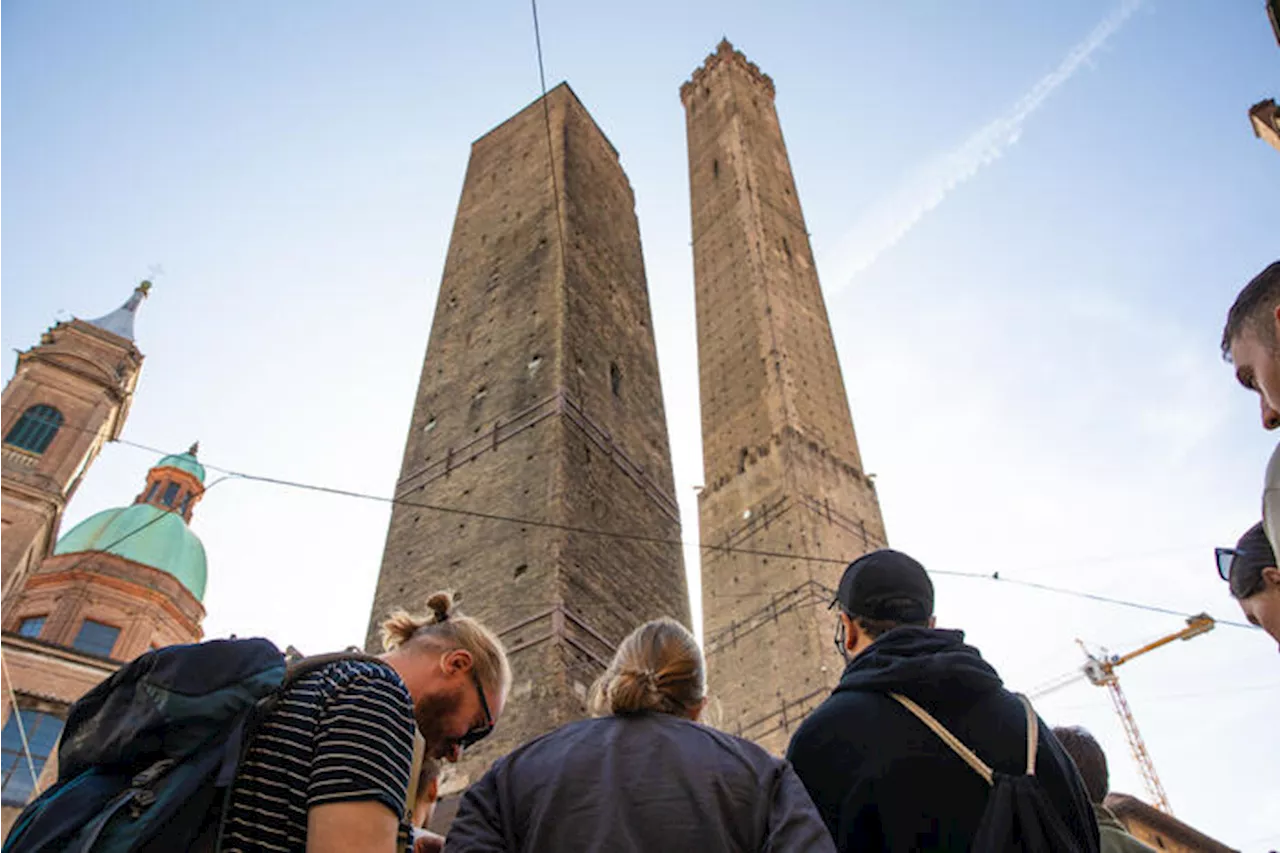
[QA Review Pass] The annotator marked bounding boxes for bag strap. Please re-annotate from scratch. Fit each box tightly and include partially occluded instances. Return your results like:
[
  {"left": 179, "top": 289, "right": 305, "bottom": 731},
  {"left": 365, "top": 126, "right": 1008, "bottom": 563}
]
[
  {"left": 890, "top": 693, "right": 994, "bottom": 786},
  {"left": 402, "top": 731, "right": 428, "bottom": 824},
  {"left": 1016, "top": 693, "right": 1038, "bottom": 776},
  {"left": 283, "top": 650, "right": 383, "bottom": 688},
  {"left": 890, "top": 693, "right": 1043, "bottom": 784}
]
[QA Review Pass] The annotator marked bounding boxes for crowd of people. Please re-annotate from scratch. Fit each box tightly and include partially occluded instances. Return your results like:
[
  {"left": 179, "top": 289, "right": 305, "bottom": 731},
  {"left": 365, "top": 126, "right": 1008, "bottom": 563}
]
[{"left": 23, "top": 261, "right": 1275, "bottom": 851}]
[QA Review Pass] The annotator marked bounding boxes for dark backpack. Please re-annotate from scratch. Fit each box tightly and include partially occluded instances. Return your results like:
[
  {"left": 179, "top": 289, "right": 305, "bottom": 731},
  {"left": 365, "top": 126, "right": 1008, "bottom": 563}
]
[
  {"left": 2, "top": 638, "right": 376, "bottom": 853},
  {"left": 890, "top": 692, "right": 1095, "bottom": 852}
]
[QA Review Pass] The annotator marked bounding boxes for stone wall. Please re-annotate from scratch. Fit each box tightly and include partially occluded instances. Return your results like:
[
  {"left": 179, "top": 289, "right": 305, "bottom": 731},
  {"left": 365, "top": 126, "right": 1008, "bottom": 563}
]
[
  {"left": 684, "top": 41, "right": 887, "bottom": 754},
  {"left": 366, "top": 84, "right": 688, "bottom": 798}
]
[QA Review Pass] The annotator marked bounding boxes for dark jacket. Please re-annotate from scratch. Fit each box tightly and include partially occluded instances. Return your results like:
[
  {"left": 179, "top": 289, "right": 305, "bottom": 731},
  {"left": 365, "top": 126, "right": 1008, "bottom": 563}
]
[
  {"left": 444, "top": 712, "right": 835, "bottom": 853},
  {"left": 786, "top": 626, "right": 1099, "bottom": 852}
]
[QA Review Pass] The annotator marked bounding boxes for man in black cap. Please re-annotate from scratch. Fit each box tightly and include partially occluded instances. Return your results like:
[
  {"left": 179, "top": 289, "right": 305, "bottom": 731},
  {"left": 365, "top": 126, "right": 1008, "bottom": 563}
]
[{"left": 786, "top": 549, "right": 1097, "bottom": 852}]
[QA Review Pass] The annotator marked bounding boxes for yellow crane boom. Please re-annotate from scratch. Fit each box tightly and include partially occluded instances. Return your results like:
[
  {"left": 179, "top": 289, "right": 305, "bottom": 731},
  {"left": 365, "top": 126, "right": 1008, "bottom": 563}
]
[{"left": 1079, "top": 613, "right": 1215, "bottom": 815}]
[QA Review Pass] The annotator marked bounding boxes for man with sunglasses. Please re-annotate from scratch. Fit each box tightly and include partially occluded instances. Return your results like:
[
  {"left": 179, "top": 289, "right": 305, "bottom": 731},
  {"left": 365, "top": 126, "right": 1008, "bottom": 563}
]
[
  {"left": 786, "top": 550, "right": 1097, "bottom": 852},
  {"left": 221, "top": 591, "right": 509, "bottom": 853},
  {"left": 1216, "top": 522, "right": 1280, "bottom": 651}
]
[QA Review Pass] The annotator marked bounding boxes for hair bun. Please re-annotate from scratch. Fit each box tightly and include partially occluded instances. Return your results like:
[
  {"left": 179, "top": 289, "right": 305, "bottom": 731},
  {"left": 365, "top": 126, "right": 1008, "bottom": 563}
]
[{"left": 426, "top": 591, "right": 454, "bottom": 623}]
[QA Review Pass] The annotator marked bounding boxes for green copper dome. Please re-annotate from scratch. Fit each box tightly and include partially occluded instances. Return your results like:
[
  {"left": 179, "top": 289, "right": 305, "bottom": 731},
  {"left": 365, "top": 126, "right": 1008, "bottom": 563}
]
[
  {"left": 155, "top": 448, "right": 205, "bottom": 483},
  {"left": 53, "top": 503, "right": 207, "bottom": 600}
]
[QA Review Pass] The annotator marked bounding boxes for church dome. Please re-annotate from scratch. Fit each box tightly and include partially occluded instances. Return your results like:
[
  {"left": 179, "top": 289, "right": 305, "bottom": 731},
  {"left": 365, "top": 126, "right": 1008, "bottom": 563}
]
[
  {"left": 51, "top": 445, "right": 210, "bottom": 601},
  {"left": 155, "top": 448, "right": 205, "bottom": 483},
  {"left": 54, "top": 504, "right": 208, "bottom": 600}
]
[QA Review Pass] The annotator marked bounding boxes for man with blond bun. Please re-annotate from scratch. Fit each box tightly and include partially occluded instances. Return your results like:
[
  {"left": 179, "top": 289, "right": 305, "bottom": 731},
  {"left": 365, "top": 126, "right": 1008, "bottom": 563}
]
[{"left": 221, "top": 591, "right": 510, "bottom": 853}]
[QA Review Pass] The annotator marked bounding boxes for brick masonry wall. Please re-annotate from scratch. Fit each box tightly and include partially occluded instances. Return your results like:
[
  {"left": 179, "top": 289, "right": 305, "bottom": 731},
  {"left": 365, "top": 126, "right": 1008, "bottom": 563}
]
[
  {"left": 365, "top": 84, "right": 688, "bottom": 797},
  {"left": 1, "top": 320, "right": 142, "bottom": 608},
  {"left": 684, "top": 42, "right": 888, "bottom": 755},
  {"left": 5, "top": 552, "right": 205, "bottom": 656}
]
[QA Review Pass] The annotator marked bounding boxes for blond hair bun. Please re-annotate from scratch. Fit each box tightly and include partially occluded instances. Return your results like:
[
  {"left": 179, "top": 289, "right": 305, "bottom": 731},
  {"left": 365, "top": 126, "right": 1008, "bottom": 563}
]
[
  {"left": 590, "top": 618, "right": 705, "bottom": 718},
  {"left": 378, "top": 590, "right": 511, "bottom": 702}
]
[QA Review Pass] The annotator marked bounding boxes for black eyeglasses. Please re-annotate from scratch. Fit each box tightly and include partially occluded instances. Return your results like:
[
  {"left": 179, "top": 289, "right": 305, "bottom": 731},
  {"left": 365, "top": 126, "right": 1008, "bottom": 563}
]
[
  {"left": 832, "top": 615, "right": 850, "bottom": 663},
  {"left": 456, "top": 670, "right": 494, "bottom": 751}
]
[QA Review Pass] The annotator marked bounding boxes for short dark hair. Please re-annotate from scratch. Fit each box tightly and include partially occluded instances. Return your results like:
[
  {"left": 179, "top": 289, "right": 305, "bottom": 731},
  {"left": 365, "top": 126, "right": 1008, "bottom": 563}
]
[
  {"left": 845, "top": 598, "right": 930, "bottom": 639},
  {"left": 1052, "top": 726, "right": 1109, "bottom": 804},
  {"left": 1222, "top": 261, "right": 1280, "bottom": 359}
]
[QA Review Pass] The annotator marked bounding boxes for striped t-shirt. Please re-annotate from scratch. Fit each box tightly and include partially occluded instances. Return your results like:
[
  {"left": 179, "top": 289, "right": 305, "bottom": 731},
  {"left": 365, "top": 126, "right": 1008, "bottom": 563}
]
[{"left": 221, "top": 659, "right": 416, "bottom": 852}]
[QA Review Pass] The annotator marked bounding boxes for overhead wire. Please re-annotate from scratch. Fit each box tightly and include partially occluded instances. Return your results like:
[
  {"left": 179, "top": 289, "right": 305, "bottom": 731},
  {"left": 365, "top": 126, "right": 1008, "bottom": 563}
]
[
  {"left": 0, "top": 472, "right": 236, "bottom": 783},
  {"left": 0, "top": 649, "right": 42, "bottom": 799},
  {"left": 20, "top": 422, "right": 1253, "bottom": 632},
  {"left": 530, "top": 0, "right": 569, "bottom": 286},
  {"left": 4, "top": 408, "right": 1257, "bottom": 629}
]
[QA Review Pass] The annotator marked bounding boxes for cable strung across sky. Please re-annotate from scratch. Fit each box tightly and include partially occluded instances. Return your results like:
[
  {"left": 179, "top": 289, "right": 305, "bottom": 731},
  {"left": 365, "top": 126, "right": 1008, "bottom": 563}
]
[{"left": 51, "top": 421, "right": 1256, "bottom": 633}]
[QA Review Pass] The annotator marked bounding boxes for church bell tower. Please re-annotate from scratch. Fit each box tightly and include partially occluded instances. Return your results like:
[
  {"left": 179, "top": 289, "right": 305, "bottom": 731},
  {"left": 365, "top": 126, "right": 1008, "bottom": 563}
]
[{"left": 1, "top": 283, "right": 150, "bottom": 613}]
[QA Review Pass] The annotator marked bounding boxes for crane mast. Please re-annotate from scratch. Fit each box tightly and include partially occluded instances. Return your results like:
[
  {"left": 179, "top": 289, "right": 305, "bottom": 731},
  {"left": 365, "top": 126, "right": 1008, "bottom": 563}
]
[{"left": 1079, "top": 613, "right": 1215, "bottom": 816}]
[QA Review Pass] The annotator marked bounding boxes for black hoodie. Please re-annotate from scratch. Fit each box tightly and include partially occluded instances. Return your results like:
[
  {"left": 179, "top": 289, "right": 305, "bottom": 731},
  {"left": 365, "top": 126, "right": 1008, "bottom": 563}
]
[{"left": 786, "top": 626, "right": 1099, "bottom": 852}]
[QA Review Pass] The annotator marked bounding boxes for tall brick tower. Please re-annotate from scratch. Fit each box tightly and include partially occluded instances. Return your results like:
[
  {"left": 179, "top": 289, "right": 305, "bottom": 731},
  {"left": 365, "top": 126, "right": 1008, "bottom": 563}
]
[
  {"left": 1, "top": 283, "right": 149, "bottom": 613},
  {"left": 681, "top": 41, "right": 887, "bottom": 754},
  {"left": 366, "top": 84, "right": 689, "bottom": 802}
]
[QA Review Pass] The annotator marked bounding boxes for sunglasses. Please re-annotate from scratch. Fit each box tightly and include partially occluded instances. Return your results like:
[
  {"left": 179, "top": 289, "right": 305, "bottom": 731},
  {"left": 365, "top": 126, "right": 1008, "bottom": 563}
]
[
  {"left": 1216, "top": 545, "right": 1269, "bottom": 599},
  {"left": 456, "top": 670, "right": 494, "bottom": 752},
  {"left": 1214, "top": 547, "right": 1236, "bottom": 583}
]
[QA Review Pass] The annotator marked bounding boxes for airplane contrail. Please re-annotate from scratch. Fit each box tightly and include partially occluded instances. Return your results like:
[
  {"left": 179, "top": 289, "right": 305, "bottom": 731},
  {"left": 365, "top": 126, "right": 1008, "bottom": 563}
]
[{"left": 829, "top": 0, "right": 1142, "bottom": 288}]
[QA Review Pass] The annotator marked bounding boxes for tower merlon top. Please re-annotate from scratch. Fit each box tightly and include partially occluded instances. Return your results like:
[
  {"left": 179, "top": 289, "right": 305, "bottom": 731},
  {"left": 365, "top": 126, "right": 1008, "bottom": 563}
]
[
  {"left": 680, "top": 38, "right": 776, "bottom": 106},
  {"left": 473, "top": 81, "right": 620, "bottom": 162}
]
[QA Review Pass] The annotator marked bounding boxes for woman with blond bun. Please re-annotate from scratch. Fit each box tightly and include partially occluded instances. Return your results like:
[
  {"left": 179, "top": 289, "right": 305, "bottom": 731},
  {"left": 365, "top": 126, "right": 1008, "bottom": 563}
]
[
  {"left": 445, "top": 618, "right": 834, "bottom": 853},
  {"left": 222, "top": 591, "right": 510, "bottom": 853}
]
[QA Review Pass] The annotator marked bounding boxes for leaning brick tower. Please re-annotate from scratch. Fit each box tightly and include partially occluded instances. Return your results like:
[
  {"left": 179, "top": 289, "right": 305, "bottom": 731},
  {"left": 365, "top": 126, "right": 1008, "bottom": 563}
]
[
  {"left": 681, "top": 40, "right": 888, "bottom": 754},
  {"left": 366, "top": 84, "right": 689, "bottom": 805}
]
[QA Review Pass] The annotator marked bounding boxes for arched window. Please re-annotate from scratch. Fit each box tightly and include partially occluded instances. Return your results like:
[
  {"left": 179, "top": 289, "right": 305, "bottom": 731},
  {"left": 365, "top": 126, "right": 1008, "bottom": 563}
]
[{"left": 4, "top": 405, "right": 64, "bottom": 455}]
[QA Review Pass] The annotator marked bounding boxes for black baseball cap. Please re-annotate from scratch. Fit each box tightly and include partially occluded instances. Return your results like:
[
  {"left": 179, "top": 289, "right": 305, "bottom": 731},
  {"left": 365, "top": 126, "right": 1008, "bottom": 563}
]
[{"left": 834, "top": 549, "right": 934, "bottom": 623}]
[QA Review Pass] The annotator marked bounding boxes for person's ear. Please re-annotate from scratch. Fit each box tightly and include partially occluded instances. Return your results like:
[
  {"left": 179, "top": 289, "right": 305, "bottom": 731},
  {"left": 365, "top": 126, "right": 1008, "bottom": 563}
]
[
  {"left": 1261, "top": 566, "right": 1280, "bottom": 588},
  {"left": 842, "top": 613, "right": 860, "bottom": 652},
  {"left": 926, "top": 615, "right": 937, "bottom": 628},
  {"left": 688, "top": 697, "right": 708, "bottom": 722},
  {"left": 440, "top": 649, "right": 474, "bottom": 675}
]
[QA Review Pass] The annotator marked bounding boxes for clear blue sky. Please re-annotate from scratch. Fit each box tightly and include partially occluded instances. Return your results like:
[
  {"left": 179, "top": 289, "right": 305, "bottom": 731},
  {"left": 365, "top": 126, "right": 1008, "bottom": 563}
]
[{"left": 4, "top": 1, "right": 1278, "bottom": 846}]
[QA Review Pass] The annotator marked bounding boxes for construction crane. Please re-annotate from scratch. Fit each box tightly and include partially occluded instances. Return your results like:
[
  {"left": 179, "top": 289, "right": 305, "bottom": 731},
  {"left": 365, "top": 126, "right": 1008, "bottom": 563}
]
[{"left": 1076, "top": 612, "right": 1215, "bottom": 815}]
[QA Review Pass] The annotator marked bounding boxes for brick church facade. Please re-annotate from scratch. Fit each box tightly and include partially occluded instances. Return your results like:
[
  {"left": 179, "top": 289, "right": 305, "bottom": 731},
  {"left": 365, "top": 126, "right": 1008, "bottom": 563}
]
[{"left": 0, "top": 285, "right": 208, "bottom": 837}]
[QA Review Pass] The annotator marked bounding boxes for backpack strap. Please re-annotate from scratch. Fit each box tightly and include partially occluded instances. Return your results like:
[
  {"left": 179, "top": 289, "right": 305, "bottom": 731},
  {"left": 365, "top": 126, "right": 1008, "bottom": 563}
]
[
  {"left": 282, "top": 650, "right": 384, "bottom": 688},
  {"left": 402, "top": 731, "right": 428, "bottom": 824},
  {"left": 1016, "top": 693, "right": 1038, "bottom": 776},
  {"left": 889, "top": 693, "right": 994, "bottom": 786},
  {"left": 891, "top": 693, "right": 1044, "bottom": 784}
]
